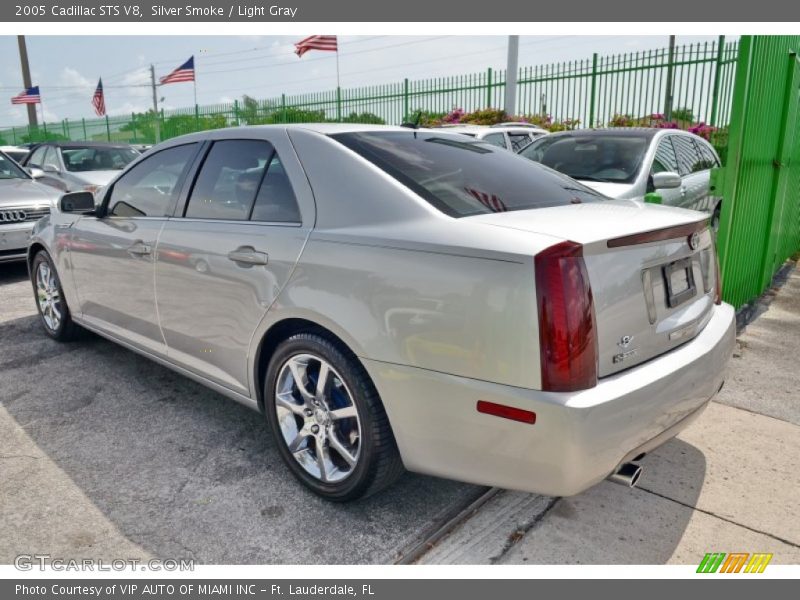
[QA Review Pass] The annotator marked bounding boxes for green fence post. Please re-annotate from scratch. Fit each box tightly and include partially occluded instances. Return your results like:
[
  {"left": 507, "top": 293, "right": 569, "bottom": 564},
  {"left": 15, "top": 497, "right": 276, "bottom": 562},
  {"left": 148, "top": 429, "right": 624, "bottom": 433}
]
[
  {"left": 589, "top": 53, "right": 598, "bottom": 127},
  {"left": 664, "top": 39, "right": 676, "bottom": 120},
  {"left": 486, "top": 68, "right": 493, "bottom": 108},
  {"left": 336, "top": 86, "right": 342, "bottom": 122},
  {"left": 195, "top": 103, "right": 200, "bottom": 130},
  {"left": 11, "top": 127, "right": 16, "bottom": 145},
  {"left": 82, "top": 118, "right": 87, "bottom": 140},
  {"left": 234, "top": 99, "right": 240, "bottom": 126},
  {"left": 403, "top": 78, "right": 409, "bottom": 121},
  {"left": 62, "top": 118, "right": 68, "bottom": 138},
  {"left": 105, "top": 115, "right": 111, "bottom": 141},
  {"left": 709, "top": 35, "right": 726, "bottom": 128},
  {"left": 281, "top": 94, "right": 287, "bottom": 122}
]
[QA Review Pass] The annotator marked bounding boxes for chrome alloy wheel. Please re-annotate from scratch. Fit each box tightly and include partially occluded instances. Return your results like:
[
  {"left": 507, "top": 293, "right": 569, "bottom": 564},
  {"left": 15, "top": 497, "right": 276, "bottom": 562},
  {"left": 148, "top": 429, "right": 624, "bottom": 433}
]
[
  {"left": 35, "top": 261, "right": 62, "bottom": 332},
  {"left": 274, "top": 353, "right": 361, "bottom": 483}
]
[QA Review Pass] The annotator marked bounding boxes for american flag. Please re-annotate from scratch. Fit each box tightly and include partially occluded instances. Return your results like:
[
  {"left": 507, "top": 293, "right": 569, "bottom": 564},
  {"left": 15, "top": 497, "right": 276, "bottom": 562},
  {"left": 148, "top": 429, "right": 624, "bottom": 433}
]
[
  {"left": 466, "top": 187, "right": 507, "bottom": 213},
  {"left": 11, "top": 86, "right": 40, "bottom": 105},
  {"left": 91, "top": 78, "right": 106, "bottom": 117},
  {"left": 294, "top": 35, "right": 338, "bottom": 57},
  {"left": 159, "top": 56, "right": 195, "bottom": 85}
]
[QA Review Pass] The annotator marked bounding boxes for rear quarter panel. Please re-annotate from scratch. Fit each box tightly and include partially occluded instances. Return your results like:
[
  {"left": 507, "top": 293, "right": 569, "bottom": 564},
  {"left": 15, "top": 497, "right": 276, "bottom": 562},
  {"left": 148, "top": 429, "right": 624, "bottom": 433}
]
[{"left": 260, "top": 235, "right": 542, "bottom": 390}]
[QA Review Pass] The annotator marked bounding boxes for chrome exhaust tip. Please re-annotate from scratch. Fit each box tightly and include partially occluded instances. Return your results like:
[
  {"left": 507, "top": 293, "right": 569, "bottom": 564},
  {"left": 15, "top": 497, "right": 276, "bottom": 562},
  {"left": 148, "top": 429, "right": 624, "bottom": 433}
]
[{"left": 607, "top": 462, "right": 643, "bottom": 488}]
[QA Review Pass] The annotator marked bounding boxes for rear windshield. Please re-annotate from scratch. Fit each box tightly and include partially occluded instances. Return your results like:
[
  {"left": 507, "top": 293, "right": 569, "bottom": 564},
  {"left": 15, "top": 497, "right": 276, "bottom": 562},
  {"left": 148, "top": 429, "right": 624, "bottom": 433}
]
[
  {"left": 520, "top": 134, "right": 650, "bottom": 184},
  {"left": 331, "top": 131, "right": 605, "bottom": 218}
]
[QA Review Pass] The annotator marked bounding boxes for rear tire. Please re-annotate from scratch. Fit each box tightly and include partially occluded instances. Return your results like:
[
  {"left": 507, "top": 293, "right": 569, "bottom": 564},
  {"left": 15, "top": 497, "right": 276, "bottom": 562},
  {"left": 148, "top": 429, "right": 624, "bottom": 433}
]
[
  {"left": 31, "top": 250, "right": 80, "bottom": 342},
  {"left": 264, "top": 333, "right": 404, "bottom": 501}
]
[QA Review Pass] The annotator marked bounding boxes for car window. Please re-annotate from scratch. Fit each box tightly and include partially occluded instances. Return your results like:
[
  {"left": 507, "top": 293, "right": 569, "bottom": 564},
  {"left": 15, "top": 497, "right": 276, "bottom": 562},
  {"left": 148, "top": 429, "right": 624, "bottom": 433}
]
[
  {"left": 107, "top": 144, "right": 197, "bottom": 218},
  {"left": 519, "top": 134, "right": 649, "bottom": 184},
  {"left": 651, "top": 137, "right": 679, "bottom": 174},
  {"left": 0, "top": 153, "right": 28, "bottom": 179},
  {"left": 332, "top": 131, "right": 605, "bottom": 218},
  {"left": 61, "top": 146, "right": 139, "bottom": 172},
  {"left": 43, "top": 147, "right": 60, "bottom": 170},
  {"left": 250, "top": 153, "right": 302, "bottom": 223},
  {"left": 508, "top": 133, "right": 533, "bottom": 152},
  {"left": 671, "top": 135, "right": 705, "bottom": 175},
  {"left": 482, "top": 133, "right": 507, "bottom": 149},
  {"left": 28, "top": 145, "right": 47, "bottom": 167},
  {"left": 185, "top": 140, "right": 273, "bottom": 221},
  {"left": 695, "top": 140, "right": 720, "bottom": 170}
]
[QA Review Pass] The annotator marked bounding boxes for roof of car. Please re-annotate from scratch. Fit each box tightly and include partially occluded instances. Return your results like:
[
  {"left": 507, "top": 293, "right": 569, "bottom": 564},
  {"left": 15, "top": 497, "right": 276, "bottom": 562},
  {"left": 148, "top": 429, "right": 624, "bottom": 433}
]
[
  {"left": 541, "top": 127, "right": 663, "bottom": 140},
  {"left": 29, "top": 141, "right": 136, "bottom": 149}
]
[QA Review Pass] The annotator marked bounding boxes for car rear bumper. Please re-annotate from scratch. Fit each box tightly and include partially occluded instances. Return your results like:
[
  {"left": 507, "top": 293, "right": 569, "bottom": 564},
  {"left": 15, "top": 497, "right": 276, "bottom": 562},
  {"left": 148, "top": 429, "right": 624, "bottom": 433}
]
[
  {"left": 363, "top": 302, "right": 735, "bottom": 496},
  {"left": 0, "top": 223, "right": 34, "bottom": 263}
]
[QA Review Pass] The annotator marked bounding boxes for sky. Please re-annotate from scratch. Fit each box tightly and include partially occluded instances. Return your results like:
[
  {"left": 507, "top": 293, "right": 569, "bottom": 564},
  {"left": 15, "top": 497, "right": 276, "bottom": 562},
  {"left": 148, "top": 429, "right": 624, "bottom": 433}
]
[{"left": 0, "top": 35, "right": 732, "bottom": 126}]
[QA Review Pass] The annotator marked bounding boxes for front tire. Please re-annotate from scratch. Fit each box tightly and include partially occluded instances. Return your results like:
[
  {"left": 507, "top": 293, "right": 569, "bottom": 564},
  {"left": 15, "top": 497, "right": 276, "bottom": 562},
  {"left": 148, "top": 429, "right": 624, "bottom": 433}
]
[
  {"left": 264, "top": 333, "right": 404, "bottom": 501},
  {"left": 31, "top": 251, "right": 80, "bottom": 342}
]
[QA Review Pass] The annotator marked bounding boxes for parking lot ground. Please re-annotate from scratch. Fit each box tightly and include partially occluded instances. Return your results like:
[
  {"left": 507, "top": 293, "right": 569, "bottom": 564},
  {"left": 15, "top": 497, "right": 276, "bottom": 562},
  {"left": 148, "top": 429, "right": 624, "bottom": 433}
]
[
  {"left": 420, "top": 264, "right": 800, "bottom": 565},
  {"left": 0, "top": 261, "right": 485, "bottom": 565},
  {"left": 3, "top": 260, "right": 799, "bottom": 567}
]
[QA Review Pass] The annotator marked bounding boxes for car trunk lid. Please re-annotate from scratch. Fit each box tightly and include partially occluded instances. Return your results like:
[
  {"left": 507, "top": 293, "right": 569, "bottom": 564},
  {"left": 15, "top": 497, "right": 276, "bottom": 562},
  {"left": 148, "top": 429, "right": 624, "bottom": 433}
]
[{"left": 470, "top": 200, "right": 718, "bottom": 378}]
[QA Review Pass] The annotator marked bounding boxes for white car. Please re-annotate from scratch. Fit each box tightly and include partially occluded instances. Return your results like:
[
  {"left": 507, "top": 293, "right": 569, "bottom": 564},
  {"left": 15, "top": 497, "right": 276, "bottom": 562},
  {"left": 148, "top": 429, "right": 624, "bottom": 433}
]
[
  {"left": 519, "top": 128, "right": 723, "bottom": 228},
  {"left": 436, "top": 123, "right": 549, "bottom": 152}
]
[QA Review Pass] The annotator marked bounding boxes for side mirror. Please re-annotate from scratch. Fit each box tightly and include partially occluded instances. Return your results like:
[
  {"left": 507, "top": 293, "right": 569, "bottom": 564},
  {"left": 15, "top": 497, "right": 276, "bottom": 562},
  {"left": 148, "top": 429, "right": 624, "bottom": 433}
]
[
  {"left": 652, "top": 171, "right": 681, "bottom": 190},
  {"left": 28, "top": 167, "right": 45, "bottom": 179},
  {"left": 42, "top": 164, "right": 60, "bottom": 174},
  {"left": 59, "top": 191, "right": 96, "bottom": 214}
]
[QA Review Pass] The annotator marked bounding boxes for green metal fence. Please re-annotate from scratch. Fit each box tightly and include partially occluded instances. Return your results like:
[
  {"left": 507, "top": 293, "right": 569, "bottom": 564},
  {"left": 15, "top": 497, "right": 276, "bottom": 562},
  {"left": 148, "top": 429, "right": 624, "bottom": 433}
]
[
  {"left": 0, "top": 38, "right": 738, "bottom": 147},
  {"left": 715, "top": 35, "right": 800, "bottom": 309}
]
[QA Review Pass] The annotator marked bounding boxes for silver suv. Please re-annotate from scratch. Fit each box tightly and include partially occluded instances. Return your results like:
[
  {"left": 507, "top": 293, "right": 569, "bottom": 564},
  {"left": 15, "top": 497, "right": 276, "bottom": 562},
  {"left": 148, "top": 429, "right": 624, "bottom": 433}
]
[{"left": 519, "top": 128, "right": 723, "bottom": 228}]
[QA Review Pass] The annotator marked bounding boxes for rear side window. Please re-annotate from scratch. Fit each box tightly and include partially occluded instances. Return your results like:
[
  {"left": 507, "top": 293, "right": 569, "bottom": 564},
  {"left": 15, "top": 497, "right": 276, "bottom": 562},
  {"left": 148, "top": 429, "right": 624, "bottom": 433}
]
[
  {"left": 185, "top": 140, "right": 273, "bottom": 221},
  {"left": 481, "top": 132, "right": 507, "bottom": 149},
  {"left": 695, "top": 140, "right": 720, "bottom": 170},
  {"left": 251, "top": 153, "right": 302, "bottom": 223},
  {"left": 671, "top": 135, "right": 705, "bottom": 175},
  {"left": 332, "top": 131, "right": 604, "bottom": 217}
]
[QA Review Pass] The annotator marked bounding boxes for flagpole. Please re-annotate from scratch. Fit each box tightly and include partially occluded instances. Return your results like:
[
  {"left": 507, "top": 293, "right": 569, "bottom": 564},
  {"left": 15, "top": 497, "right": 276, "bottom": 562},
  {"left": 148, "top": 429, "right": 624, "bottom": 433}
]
[{"left": 335, "top": 46, "right": 341, "bottom": 122}]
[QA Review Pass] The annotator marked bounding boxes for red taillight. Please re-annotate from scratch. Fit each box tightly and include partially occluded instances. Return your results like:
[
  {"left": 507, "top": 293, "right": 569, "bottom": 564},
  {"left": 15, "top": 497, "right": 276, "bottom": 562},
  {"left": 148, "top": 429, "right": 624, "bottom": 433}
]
[
  {"left": 535, "top": 241, "right": 598, "bottom": 392},
  {"left": 713, "top": 246, "right": 722, "bottom": 305}
]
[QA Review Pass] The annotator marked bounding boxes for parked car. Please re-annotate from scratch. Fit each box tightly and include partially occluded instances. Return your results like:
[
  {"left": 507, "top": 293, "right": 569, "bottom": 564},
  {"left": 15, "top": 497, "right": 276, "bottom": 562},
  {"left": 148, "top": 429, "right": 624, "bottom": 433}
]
[
  {"left": 437, "top": 124, "right": 549, "bottom": 152},
  {"left": 0, "top": 151, "right": 60, "bottom": 263},
  {"left": 27, "top": 124, "right": 734, "bottom": 501},
  {"left": 518, "top": 128, "right": 724, "bottom": 228},
  {"left": 21, "top": 141, "right": 140, "bottom": 194},
  {"left": 0, "top": 145, "right": 30, "bottom": 164}
]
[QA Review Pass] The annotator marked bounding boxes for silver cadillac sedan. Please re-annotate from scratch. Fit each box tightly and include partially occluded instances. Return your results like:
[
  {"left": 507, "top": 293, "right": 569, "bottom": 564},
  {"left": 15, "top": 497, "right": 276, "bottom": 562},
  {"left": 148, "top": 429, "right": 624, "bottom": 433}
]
[{"left": 27, "top": 124, "right": 735, "bottom": 501}]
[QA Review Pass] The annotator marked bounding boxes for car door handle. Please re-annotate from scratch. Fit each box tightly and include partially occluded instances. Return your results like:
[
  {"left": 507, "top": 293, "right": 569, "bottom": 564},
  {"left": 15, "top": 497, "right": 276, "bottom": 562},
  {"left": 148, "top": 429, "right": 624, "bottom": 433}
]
[
  {"left": 127, "top": 241, "right": 152, "bottom": 256},
  {"left": 227, "top": 247, "right": 268, "bottom": 266}
]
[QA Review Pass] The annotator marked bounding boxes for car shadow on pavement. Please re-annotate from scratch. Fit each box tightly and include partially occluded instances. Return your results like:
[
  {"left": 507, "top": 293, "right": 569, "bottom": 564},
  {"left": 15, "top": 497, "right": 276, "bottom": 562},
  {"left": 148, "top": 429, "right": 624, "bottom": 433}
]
[
  {"left": 503, "top": 438, "right": 706, "bottom": 564},
  {"left": 0, "top": 311, "right": 483, "bottom": 565}
]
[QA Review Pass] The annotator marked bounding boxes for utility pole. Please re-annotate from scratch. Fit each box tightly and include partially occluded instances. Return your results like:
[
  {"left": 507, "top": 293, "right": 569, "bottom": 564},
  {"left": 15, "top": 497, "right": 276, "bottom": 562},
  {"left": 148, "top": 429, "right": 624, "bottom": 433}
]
[
  {"left": 504, "top": 35, "right": 519, "bottom": 117},
  {"left": 150, "top": 64, "right": 161, "bottom": 143},
  {"left": 17, "top": 35, "right": 38, "bottom": 128},
  {"left": 663, "top": 35, "right": 676, "bottom": 121}
]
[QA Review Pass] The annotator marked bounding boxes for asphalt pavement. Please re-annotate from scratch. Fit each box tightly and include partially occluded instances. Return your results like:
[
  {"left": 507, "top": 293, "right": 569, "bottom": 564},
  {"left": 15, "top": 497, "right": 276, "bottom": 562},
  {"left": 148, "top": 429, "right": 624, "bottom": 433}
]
[{"left": 0, "top": 261, "right": 484, "bottom": 565}]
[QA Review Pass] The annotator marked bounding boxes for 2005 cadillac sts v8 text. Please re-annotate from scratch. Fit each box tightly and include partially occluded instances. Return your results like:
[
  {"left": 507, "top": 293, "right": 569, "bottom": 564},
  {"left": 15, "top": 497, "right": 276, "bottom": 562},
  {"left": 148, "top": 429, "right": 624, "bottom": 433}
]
[{"left": 27, "top": 124, "right": 735, "bottom": 501}]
